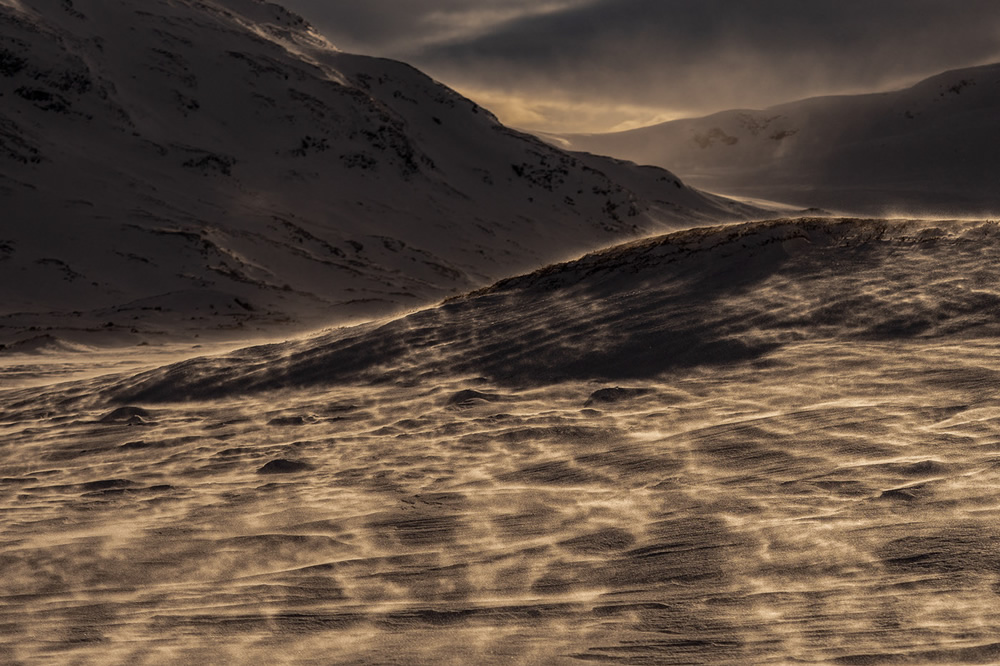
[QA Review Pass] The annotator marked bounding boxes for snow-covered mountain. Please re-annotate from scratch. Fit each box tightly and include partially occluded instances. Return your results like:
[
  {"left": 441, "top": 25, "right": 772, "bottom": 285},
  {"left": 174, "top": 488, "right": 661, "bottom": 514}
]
[
  {"left": 0, "top": 0, "right": 762, "bottom": 347},
  {"left": 548, "top": 63, "right": 1000, "bottom": 215}
]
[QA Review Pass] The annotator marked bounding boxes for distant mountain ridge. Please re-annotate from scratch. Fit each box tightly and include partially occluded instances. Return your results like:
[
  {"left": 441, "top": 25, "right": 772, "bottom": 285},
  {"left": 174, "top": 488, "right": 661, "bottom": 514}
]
[
  {"left": 0, "top": 0, "right": 761, "bottom": 346},
  {"left": 547, "top": 63, "right": 1000, "bottom": 215}
]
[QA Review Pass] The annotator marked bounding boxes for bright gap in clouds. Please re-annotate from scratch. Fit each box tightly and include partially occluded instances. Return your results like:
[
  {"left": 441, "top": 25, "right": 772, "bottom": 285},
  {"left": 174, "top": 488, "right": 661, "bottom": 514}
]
[
  {"left": 455, "top": 87, "right": 690, "bottom": 134},
  {"left": 279, "top": 0, "right": 1000, "bottom": 134}
]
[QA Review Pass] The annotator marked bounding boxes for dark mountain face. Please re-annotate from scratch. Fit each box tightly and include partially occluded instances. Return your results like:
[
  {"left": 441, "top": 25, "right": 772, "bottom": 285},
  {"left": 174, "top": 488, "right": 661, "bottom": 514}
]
[{"left": 0, "top": 0, "right": 760, "bottom": 347}]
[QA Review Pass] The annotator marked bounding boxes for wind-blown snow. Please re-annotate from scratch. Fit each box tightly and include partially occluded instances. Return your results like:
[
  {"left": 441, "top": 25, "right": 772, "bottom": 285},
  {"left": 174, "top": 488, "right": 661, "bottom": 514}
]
[
  {"left": 105, "top": 216, "right": 1000, "bottom": 401},
  {"left": 3, "top": 1, "right": 997, "bottom": 664},
  {"left": 5, "top": 216, "right": 1000, "bottom": 663}
]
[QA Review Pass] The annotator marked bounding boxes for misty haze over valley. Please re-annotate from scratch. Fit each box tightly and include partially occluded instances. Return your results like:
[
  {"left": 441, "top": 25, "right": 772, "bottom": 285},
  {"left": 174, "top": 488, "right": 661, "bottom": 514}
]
[{"left": 2, "top": 1, "right": 1000, "bottom": 664}]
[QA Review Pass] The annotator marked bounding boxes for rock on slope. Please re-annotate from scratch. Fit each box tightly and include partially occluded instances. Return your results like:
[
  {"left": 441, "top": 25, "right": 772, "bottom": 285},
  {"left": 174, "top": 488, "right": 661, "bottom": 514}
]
[
  {"left": 0, "top": 0, "right": 759, "bottom": 346},
  {"left": 550, "top": 63, "right": 1000, "bottom": 215}
]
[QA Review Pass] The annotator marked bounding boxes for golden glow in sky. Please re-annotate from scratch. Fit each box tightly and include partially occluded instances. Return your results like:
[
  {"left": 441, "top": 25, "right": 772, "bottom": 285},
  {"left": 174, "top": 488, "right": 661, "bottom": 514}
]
[
  {"left": 453, "top": 87, "right": 690, "bottom": 134},
  {"left": 281, "top": 0, "right": 1000, "bottom": 134}
]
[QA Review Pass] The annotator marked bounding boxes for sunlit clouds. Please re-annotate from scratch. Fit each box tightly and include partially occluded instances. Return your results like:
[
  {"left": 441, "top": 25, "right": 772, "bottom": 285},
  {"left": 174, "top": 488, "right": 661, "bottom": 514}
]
[
  {"left": 451, "top": 87, "right": 689, "bottom": 134},
  {"left": 281, "top": 0, "right": 1000, "bottom": 133}
]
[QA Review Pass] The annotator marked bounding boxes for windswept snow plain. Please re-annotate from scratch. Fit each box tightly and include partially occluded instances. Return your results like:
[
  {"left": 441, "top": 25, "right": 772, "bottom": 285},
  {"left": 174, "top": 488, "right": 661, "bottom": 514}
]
[{"left": 6, "top": 217, "right": 1000, "bottom": 663}]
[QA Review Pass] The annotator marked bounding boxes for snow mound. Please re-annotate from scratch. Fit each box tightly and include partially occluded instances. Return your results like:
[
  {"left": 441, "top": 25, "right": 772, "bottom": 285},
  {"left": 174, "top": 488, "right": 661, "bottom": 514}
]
[{"left": 106, "top": 216, "right": 1000, "bottom": 402}]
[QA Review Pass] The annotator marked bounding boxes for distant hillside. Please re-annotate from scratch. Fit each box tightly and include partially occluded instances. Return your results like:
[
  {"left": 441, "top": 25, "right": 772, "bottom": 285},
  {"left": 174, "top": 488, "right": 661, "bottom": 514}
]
[{"left": 548, "top": 63, "right": 1000, "bottom": 215}]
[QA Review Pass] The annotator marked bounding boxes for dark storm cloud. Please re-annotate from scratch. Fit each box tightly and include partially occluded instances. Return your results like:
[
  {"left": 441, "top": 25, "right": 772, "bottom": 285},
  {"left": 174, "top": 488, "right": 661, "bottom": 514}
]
[
  {"left": 278, "top": 0, "right": 592, "bottom": 54},
  {"left": 281, "top": 0, "right": 1000, "bottom": 131}
]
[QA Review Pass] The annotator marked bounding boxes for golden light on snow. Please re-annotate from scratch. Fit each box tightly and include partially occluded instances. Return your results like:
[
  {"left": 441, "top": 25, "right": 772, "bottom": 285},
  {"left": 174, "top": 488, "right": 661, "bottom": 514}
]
[{"left": 7, "top": 219, "right": 1000, "bottom": 662}]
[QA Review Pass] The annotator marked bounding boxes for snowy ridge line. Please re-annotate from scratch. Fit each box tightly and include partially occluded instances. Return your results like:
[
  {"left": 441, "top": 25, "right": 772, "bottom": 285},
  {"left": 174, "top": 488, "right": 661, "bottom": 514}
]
[
  {"left": 467, "top": 216, "right": 1000, "bottom": 296},
  {"left": 82, "top": 215, "right": 1000, "bottom": 403}
]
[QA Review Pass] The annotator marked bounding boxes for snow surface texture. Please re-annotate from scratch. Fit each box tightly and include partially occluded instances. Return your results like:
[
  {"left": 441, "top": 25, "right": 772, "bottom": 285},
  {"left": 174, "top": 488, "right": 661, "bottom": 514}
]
[
  {"left": 549, "top": 64, "right": 1000, "bottom": 217},
  {"left": 5, "top": 217, "right": 1000, "bottom": 663},
  {"left": 0, "top": 0, "right": 762, "bottom": 348}
]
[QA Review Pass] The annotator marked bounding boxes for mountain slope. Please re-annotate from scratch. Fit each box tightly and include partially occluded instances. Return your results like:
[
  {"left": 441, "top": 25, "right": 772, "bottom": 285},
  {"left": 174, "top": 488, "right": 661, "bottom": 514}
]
[
  {"left": 549, "top": 63, "right": 1000, "bottom": 215},
  {"left": 0, "top": 0, "right": 762, "bottom": 347}
]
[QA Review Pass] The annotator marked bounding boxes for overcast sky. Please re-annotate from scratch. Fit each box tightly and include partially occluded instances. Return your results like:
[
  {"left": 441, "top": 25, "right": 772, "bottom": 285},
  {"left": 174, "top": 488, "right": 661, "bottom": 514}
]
[{"left": 280, "top": 0, "right": 1000, "bottom": 133}]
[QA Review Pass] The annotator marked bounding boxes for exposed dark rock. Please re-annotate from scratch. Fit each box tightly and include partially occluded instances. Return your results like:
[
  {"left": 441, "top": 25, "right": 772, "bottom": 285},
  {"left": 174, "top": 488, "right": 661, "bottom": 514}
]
[
  {"left": 257, "top": 458, "right": 312, "bottom": 474},
  {"left": 99, "top": 406, "right": 152, "bottom": 424},
  {"left": 182, "top": 153, "right": 234, "bottom": 175},
  {"left": 267, "top": 415, "right": 312, "bottom": 426},
  {"left": 15, "top": 86, "right": 70, "bottom": 112},
  {"left": 584, "top": 387, "right": 652, "bottom": 407},
  {"left": 0, "top": 48, "right": 26, "bottom": 76}
]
